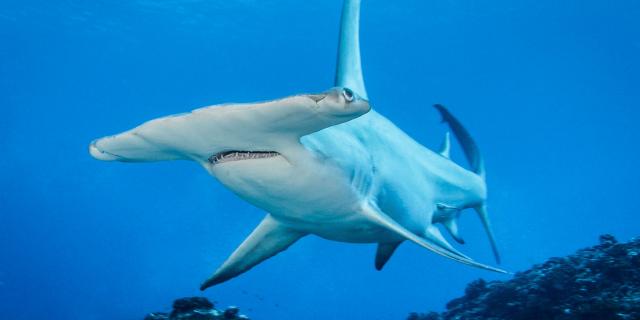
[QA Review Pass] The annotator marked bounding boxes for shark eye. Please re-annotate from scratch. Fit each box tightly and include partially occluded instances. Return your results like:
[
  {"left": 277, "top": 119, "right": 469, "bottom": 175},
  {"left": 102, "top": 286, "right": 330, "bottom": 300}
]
[{"left": 342, "top": 88, "right": 354, "bottom": 102}]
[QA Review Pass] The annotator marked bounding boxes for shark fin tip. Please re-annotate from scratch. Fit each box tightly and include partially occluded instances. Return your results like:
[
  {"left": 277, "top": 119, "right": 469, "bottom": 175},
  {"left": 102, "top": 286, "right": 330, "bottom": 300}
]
[
  {"left": 199, "top": 280, "right": 213, "bottom": 291},
  {"left": 433, "top": 104, "right": 447, "bottom": 122},
  {"left": 374, "top": 242, "right": 401, "bottom": 271}
]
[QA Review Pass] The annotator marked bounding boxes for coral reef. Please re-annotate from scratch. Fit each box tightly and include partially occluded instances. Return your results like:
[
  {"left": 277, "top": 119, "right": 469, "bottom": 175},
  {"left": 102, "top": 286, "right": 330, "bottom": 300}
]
[
  {"left": 408, "top": 235, "right": 640, "bottom": 320},
  {"left": 144, "top": 297, "right": 249, "bottom": 320}
]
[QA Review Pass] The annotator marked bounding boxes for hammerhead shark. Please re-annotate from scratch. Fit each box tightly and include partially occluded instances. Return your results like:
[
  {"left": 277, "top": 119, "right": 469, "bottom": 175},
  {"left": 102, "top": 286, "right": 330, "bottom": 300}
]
[{"left": 89, "top": 0, "right": 505, "bottom": 290}]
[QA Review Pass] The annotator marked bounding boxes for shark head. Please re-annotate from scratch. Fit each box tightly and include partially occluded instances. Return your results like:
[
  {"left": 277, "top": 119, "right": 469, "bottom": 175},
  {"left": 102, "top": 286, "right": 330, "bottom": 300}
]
[{"left": 89, "top": 87, "right": 369, "bottom": 164}]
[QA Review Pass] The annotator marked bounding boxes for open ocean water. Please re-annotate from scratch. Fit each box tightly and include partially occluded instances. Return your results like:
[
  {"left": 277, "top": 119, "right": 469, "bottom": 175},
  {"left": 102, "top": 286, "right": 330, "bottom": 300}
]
[{"left": 1, "top": 0, "right": 639, "bottom": 319}]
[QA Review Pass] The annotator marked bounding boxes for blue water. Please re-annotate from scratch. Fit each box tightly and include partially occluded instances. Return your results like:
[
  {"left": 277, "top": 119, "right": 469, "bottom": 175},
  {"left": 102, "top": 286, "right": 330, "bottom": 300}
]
[{"left": 1, "top": 0, "right": 639, "bottom": 319}]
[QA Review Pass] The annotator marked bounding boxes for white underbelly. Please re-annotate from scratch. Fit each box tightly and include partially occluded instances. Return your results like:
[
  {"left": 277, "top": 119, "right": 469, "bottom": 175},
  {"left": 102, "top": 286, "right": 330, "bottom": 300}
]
[{"left": 205, "top": 154, "right": 401, "bottom": 243}]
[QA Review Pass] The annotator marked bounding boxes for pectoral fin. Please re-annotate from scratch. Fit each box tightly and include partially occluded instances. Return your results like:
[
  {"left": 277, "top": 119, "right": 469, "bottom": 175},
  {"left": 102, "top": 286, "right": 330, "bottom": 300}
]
[
  {"left": 200, "top": 215, "right": 306, "bottom": 290},
  {"left": 375, "top": 242, "right": 402, "bottom": 270}
]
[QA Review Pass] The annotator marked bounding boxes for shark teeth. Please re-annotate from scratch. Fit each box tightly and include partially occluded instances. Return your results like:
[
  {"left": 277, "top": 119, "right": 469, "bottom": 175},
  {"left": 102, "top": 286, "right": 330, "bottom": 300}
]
[{"left": 208, "top": 151, "right": 280, "bottom": 165}]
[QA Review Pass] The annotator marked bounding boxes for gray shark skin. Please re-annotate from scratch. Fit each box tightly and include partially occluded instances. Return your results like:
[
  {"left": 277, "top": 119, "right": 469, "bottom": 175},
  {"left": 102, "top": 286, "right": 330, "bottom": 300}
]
[{"left": 89, "top": 0, "right": 506, "bottom": 291}]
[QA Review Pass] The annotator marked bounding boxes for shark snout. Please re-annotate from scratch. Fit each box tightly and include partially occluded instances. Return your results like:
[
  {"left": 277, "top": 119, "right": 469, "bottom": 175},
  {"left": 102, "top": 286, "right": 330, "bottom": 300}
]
[
  {"left": 89, "top": 132, "right": 185, "bottom": 162},
  {"left": 89, "top": 140, "right": 120, "bottom": 161}
]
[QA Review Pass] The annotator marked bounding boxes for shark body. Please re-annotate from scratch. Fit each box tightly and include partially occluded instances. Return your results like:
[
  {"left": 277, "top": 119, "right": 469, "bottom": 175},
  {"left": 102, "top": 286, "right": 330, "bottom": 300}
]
[{"left": 90, "top": 0, "right": 505, "bottom": 290}]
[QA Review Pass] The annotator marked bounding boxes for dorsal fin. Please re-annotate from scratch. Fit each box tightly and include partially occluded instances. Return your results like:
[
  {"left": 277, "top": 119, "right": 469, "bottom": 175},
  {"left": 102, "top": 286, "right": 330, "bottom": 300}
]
[
  {"left": 433, "top": 104, "right": 485, "bottom": 179},
  {"left": 439, "top": 131, "right": 451, "bottom": 158},
  {"left": 335, "top": 0, "right": 368, "bottom": 100}
]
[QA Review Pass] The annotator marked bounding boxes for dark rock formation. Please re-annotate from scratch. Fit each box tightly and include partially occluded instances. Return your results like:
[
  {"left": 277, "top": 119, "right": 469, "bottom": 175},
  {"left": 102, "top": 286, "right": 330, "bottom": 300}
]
[
  {"left": 144, "top": 297, "right": 249, "bottom": 320},
  {"left": 409, "top": 235, "right": 640, "bottom": 320}
]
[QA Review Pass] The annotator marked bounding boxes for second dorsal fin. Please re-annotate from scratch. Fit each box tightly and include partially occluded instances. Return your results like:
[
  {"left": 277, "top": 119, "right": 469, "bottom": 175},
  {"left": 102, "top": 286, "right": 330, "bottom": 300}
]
[{"left": 439, "top": 131, "right": 451, "bottom": 158}]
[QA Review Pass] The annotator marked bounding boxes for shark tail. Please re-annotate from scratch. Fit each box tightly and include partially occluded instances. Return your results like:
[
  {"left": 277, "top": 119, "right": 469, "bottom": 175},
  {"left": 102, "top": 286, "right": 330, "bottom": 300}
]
[
  {"left": 362, "top": 202, "right": 507, "bottom": 274},
  {"left": 433, "top": 104, "right": 500, "bottom": 264},
  {"left": 433, "top": 104, "right": 485, "bottom": 179},
  {"left": 474, "top": 205, "right": 501, "bottom": 264}
]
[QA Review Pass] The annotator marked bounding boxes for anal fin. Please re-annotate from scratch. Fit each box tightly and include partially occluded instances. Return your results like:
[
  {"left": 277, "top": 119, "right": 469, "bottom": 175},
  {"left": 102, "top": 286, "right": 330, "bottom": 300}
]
[
  {"left": 443, "top": 218, "right": 464, "bottom": 244},
  {"left": 200, "top": 214, "right": 306, "bottom": 290},
  {"left": 375, "top": 242, "right": 402, "bottom": 270}
]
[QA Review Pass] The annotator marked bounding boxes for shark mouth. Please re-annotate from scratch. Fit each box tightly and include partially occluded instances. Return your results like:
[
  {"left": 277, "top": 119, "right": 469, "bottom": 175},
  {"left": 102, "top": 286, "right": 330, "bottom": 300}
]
[{"left": 208, "top": 150, "right": 280, "bottom": 165}]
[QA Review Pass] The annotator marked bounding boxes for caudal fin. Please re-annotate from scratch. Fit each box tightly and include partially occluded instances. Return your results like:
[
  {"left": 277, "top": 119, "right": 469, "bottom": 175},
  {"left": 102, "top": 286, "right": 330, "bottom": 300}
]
[
  {"left": 474, "top": 205, "right": 501, "bottom": 264},
  {"left": 361, "top": 202, "right": 507, "bottom": 274},
  {"left": 433, "top": 104, "right": 485, "bottom": 179},
  {"left": 433, "top": 104, "right": 501, "bottom": 264}
]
